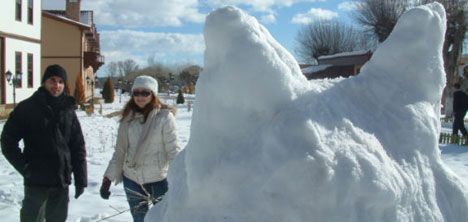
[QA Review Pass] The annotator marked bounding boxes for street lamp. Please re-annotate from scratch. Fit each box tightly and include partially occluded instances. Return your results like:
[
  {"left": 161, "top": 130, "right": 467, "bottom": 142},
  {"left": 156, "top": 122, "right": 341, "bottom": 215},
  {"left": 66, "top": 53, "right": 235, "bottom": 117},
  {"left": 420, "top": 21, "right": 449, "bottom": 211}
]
[
  {"left": 169, "top": 73, "right": 175, "bottom": 95},
  {"left": 126, "top": 80, "right": 132, "bottom": 92},
  {"left": 6, "top": 70, "right": 22, "bottom": 108},
  {"left": 93, "top": 75, "right": 98, "bottom": 105},
  {"left": 118, "top": 79, "right": 122, "bottom": 103}
]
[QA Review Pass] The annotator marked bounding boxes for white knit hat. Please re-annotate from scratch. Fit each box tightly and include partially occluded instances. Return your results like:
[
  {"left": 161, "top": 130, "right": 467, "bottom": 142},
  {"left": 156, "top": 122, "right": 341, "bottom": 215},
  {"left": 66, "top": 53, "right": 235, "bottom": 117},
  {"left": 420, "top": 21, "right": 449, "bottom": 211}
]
[{"left": 131, "top": 75, "right": 158, "bottom": 95}]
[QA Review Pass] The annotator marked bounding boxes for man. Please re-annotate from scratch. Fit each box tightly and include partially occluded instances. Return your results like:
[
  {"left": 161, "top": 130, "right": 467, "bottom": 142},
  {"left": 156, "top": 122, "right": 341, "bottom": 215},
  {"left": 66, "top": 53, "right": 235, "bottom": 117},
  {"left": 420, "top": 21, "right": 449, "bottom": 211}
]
[
  {"left": 1, "top": 64, "right": 87, "bottom": 222},
  {"left": 453, "top": 83, "right": 468, "bottom": 136}
]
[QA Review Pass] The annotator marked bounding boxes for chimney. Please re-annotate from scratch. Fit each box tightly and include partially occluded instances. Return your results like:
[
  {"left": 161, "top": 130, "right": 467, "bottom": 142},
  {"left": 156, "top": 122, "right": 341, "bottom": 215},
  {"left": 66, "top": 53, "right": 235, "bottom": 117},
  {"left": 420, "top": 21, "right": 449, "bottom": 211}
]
[{"left": 65, "top": 0, "right": 81, "bottom": 22}]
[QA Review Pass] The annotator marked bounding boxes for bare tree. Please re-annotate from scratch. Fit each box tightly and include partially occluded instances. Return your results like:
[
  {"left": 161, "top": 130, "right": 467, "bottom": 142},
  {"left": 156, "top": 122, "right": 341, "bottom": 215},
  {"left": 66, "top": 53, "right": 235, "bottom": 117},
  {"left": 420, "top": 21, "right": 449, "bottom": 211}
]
[
  {"left": 130, "top": 64, "right": 173, "bottom": 93},
  {"left": 106, "top": 61, "right": 118, "bottom": 78},
  {"left": 117, "top": 59, "right": 139, "bottom": 78},
  {"left": 180, "top": 65, "right": 202, "bottom": 86},
  {"left": 147, "top": 54, "right": 157, "bottom": 67},
  {"left": 353, "top": 0, "right": 468, "bottom": 115},
  {"left": 353, "top": 0, "right": 409, "bottom": 42},
  {"left": 295, "top": 19, "right": 368, "bottom": 64}
]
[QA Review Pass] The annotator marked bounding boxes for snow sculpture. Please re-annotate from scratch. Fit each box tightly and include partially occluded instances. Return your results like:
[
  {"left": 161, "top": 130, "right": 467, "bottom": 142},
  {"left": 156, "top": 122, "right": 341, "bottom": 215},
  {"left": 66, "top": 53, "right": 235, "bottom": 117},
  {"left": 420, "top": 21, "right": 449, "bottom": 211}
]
[{"left": 147, "top": 3, "right": 468, "bottom": 221}]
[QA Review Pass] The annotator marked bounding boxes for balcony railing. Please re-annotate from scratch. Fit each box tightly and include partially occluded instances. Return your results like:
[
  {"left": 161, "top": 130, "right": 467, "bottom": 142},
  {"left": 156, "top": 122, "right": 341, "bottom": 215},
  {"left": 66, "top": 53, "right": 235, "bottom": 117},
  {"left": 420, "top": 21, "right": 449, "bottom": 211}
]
[{"left": 84, "top": 41, "right": 99, "bottom": 53}]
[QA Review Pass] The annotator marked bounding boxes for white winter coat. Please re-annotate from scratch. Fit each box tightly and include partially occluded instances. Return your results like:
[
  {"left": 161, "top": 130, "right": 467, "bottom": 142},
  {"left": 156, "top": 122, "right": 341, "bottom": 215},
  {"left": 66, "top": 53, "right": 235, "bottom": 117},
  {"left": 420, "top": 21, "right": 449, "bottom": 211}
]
[{"left": 104, "top": 108, "right": 180, "bottom": 185}]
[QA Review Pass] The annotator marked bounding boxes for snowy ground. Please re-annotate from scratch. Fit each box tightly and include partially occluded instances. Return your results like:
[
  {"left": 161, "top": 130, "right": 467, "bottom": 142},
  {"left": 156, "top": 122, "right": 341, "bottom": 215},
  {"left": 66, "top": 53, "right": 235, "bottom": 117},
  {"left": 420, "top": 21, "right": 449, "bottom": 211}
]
[
  {"left": 0, "top": 92, "right": 466, "bottom": 222},
  {"left": 440, "top": 122, "right": 468, "bottom": 185}
]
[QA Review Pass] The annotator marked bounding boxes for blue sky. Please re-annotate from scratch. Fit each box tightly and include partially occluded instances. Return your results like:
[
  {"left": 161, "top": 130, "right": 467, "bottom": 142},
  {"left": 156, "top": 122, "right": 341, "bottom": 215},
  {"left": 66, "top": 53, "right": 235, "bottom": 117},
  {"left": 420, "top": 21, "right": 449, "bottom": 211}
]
[{"left": 42, "top": 0, "right": 358, "bottom": 76}]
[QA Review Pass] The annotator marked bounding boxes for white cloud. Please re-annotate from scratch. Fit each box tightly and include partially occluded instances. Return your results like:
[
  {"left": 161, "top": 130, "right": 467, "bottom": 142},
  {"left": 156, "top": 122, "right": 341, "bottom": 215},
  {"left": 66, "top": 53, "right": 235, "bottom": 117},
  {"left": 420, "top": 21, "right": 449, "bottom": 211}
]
[
  {"left": 338, "top": 1, "right": 358, "bottom": 11},
  {"left": 42, "top": 0, "right": 206, "bottom": 27},
  {"left": 291, "top": 8, "right": 338, "bottom": 24},
  {"left": 88, "top": 0, "right": 207, "bottom": 27},
  {"left": 100, "top": 30, "right": 205, "bottom": 64},
  {"left": 205, "top": 0, "right": 321, "bottom": 12},
  {"left": 261, "top": 14, "right": 276, "bottom": 24},
  {"left": 42, "top": 0, "right": 329, "bottom": 27}
]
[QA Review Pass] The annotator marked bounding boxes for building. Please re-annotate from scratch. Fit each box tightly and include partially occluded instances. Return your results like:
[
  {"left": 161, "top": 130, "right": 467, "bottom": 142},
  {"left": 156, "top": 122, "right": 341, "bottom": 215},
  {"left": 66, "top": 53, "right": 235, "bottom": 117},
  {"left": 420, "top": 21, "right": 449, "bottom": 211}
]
[
  {"left": 0, "top": 0, "right": 42, "bottom": 110},
  {"left": 42, "top": 0, "right": 104, "bottom": 102},
  {"left": 302, "top": 51, "right": 373, "bottom": 80}
]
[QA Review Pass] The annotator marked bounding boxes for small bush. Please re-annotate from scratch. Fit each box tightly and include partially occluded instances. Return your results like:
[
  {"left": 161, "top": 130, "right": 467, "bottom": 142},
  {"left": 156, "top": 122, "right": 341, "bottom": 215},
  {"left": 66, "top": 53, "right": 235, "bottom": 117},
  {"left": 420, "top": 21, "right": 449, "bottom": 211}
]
[
  {"left": 74, "top": 73, "right": 86, "bottom": 106},
  {"left": 102, "top": 77, "right": 115, "bottom": 103}
]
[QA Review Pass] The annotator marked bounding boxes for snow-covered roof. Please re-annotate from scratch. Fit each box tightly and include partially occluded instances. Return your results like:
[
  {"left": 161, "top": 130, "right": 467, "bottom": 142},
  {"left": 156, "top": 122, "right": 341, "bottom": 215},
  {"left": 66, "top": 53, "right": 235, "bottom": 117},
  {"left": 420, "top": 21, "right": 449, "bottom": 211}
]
[
  {"left": 318, "top": 50, "right": 370, "bottom": 60},
  {"left": 42, "top": 11, "right": 91, "bottom": 29},
  {"left": 301, "top": 64, "right": 331, "bottom": 73}
]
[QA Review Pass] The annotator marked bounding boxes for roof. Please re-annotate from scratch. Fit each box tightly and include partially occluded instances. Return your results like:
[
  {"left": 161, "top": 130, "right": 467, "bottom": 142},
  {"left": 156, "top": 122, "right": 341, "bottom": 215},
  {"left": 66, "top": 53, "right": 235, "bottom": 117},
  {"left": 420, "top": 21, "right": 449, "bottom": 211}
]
[
  {"left": 301, "top": 64, "right": 332, "bottom": 74},
  {"left": 42, "top": 11, "right": 91, "bottom": 29},
  {"left": 318, "top": 50, "right": 370, "bottom": 60},
  {"left": 318, "top": 50, "right": 372, "bottom": 66}
]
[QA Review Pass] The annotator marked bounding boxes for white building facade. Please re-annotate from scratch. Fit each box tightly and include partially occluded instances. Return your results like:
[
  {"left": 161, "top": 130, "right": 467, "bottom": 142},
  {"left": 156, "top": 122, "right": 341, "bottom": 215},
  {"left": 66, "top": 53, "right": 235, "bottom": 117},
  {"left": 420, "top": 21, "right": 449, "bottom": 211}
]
[{"left": 0, "top": 0, "right": 41, "bottom": 108}]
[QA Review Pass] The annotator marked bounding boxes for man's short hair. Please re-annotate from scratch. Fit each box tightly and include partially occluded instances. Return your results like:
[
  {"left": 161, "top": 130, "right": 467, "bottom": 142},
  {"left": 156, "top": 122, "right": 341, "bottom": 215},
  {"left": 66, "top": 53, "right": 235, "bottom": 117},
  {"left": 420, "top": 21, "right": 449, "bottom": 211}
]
[{"left": 454, "top": 83, "right": 461, "bottom": 89}]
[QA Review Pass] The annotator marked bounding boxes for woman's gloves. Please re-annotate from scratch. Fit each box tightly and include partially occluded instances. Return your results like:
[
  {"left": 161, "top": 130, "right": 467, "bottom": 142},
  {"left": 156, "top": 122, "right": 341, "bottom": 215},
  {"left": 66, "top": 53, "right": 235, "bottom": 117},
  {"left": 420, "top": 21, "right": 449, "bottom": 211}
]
[{"left": 100, "top": 177, "right": 112, "bottom": 199}]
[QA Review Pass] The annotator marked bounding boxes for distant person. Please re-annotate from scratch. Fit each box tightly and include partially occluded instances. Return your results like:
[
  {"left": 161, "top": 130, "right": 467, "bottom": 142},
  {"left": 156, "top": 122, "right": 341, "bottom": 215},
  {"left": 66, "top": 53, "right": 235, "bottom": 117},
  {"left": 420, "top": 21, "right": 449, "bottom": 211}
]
[
  {"left": 1, "top": 64, "right": 87, "bottom": 222},
  {"left": 100, "top": 75, "right": 181, "bottom": 222},
  {"left": 452, "top": 83, "right": 468, "bottom": 136},
  {"left": 176, "top": 89, "right": 185, "bottom": 104}
]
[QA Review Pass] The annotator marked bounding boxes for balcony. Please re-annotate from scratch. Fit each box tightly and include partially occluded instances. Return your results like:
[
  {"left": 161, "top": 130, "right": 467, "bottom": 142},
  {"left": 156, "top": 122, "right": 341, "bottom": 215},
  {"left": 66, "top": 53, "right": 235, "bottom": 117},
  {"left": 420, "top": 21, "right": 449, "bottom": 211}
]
[
  {"left": 84, "top": 51, "right": 105, "bottom": 72},
  {"left": 83, "top": 28, "right": 104, "bottom": 71}
]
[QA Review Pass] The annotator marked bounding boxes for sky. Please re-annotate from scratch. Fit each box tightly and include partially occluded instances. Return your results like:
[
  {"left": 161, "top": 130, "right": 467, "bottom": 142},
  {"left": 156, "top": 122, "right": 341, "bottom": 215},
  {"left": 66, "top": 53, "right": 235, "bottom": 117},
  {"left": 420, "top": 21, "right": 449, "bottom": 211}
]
[{"left": 41, "top": 0, "right": 358, "bottom": 76}]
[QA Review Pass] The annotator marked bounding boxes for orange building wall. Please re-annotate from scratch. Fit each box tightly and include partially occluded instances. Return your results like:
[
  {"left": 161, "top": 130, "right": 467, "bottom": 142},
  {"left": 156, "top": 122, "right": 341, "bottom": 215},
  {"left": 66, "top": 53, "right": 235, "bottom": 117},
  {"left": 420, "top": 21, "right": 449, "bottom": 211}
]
[{"left": 41, "top": 15, "right": 84, "bottom": 96}]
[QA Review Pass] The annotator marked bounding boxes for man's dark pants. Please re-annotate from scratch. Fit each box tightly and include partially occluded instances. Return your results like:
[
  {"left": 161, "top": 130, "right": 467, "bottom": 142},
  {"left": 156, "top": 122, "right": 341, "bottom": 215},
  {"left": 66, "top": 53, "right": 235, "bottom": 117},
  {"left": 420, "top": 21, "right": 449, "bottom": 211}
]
[
  {"left": 20, "top": 186, "right": 69, "bottom": 222},
  {"left": 453, "top": 111, "right": 468, "bottom": 136}
]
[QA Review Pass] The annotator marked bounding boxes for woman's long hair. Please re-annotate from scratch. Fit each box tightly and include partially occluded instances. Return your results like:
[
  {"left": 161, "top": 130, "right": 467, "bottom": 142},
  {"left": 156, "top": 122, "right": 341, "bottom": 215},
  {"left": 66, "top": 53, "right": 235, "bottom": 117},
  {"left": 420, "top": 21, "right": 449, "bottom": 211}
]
[{"left": 120, "top": 93, "right": 168, "bottom": 123}]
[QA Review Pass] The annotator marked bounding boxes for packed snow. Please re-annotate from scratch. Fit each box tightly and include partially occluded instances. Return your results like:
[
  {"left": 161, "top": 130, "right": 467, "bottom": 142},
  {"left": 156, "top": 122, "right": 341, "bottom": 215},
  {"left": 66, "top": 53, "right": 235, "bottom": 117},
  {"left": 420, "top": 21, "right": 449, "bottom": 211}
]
[
  {"left": 0, "top": 3, "right": 467, "bottom": 222},
  {"left": 147, "top": 3, "right": 468, "bottom": 222}
]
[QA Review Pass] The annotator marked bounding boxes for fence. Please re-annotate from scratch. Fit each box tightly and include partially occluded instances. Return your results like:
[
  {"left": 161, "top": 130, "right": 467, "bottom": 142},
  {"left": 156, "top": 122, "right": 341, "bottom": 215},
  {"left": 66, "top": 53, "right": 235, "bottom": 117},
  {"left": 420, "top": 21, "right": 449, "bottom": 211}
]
[
  {"left": 438, "top": 118, "right": 468, "bottom": 146},
  {"left": 439, "top": 133, "right": 468, "bottom": 146},
  {"left": 440, "top": 117, "right": 468, "bottom": 123},
  {"left": 158, "top": 94, "right": 195, "bottom": 112}
]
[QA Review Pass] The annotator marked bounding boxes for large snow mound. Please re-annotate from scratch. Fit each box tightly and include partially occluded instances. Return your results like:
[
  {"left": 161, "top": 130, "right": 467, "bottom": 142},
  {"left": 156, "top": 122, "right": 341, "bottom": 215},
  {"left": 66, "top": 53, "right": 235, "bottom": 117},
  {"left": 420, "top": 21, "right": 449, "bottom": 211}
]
[{"left": 147, "top": 3, "right": 468, "bottom": 221}]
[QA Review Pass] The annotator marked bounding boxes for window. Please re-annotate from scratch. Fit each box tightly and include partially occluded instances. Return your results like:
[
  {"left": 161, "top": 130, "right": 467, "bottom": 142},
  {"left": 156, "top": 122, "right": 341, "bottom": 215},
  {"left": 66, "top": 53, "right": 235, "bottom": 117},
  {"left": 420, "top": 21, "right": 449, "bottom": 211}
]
[
  {"left": 27, "top": 0, "right": 33, "bottom": 24},
  {"left": 16, "top": 0, "right": 22, "bottom": 21},
  {"left": 15, "top": 52, "right": 22, "bottom": 88},
  {"left": 27, "top": 53, "right": 33, "bottom": 88}
]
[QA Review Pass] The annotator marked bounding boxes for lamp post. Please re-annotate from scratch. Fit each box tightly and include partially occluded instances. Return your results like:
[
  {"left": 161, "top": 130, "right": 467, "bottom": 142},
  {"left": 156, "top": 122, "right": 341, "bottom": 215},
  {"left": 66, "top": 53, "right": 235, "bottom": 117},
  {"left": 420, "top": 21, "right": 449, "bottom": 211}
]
[
  {"left": 86, "top": 76, "right": 91, "bottom": 101},
  {"left": 6, "top": 70, "right": 22, "bottom": 108},
  {"left": 118, "top": 79, "right": 122, "bottom": 103},
  {"left": 169, "top": 73, "right": 175, "bottom": 96},
  {"left": 126, "top": 80, "right": 132, "bottom": 93},
  {"left": 93, "top": 75, "right": 97, "bottom": 105}
]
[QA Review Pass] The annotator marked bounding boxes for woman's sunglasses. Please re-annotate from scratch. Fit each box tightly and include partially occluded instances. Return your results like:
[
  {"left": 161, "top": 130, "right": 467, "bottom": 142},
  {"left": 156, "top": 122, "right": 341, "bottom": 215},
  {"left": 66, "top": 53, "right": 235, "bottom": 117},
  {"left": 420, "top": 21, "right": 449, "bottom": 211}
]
[{"left": 133, "top": 91, "right": 152, "bottom": 97}]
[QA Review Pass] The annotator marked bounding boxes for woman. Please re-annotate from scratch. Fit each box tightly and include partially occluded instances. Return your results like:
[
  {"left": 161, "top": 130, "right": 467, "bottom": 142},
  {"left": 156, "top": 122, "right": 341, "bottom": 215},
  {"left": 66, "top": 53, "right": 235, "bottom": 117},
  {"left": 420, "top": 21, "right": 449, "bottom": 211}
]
[{"left": 100, "top": 75, "right": 180, "bottom": 222}]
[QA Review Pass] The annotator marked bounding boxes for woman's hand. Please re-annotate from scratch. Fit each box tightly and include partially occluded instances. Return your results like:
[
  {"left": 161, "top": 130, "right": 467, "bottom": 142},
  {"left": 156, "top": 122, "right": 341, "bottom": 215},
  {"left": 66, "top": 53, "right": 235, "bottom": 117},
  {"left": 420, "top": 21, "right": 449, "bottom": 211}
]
[{"left": 100, "top": 177, "right": 112, "bottom": 199}]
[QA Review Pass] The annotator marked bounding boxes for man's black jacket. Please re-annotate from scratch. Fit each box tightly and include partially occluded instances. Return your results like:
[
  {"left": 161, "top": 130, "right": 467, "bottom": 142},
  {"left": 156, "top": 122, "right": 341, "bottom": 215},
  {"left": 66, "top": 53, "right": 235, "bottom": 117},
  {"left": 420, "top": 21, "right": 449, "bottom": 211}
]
[
  {"left": 1, "top": 88, "right": 87, "bottom": 187},
  {"left": 454, "top": 90, "right": 468, "bottom": 114}
]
